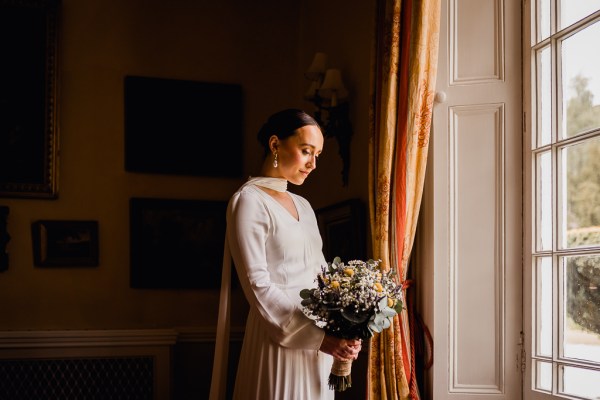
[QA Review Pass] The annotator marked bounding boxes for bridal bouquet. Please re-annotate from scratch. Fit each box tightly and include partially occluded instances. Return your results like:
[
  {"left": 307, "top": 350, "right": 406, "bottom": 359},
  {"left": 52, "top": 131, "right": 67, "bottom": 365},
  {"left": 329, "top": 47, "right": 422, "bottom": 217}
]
[{"left": 300, "top": 257, "right": 403, "bottom": 392}]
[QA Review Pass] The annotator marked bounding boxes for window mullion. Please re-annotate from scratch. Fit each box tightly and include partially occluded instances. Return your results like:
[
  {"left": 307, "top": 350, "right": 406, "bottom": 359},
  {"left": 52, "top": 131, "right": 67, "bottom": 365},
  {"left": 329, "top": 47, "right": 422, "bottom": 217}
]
[{"left": 550, "top": 1, "right": 559, "bottom": 392}]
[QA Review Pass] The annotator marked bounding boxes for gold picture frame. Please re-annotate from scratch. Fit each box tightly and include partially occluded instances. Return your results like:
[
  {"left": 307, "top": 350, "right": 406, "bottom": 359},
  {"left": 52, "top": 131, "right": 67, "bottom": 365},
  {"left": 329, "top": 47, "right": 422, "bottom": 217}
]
[{"left": 0, "top": 0, "right": 60, "bottom": 198}]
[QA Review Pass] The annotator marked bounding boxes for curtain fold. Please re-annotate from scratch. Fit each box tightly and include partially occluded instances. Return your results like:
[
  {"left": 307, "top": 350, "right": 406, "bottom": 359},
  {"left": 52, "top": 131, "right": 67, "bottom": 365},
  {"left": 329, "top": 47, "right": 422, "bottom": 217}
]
[{"left": 368, "top": 0, "right": 440, "bottom": 399}]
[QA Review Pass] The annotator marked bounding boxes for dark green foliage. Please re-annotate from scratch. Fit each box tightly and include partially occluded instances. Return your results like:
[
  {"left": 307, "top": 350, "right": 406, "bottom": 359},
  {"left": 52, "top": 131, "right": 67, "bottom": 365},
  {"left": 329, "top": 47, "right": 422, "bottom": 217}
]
[
  {"left": 564, "top": 75, "right": 600, "bottom": 335},
  {"left": 565, "top": 231, "right": 600, "bottom": 335}
]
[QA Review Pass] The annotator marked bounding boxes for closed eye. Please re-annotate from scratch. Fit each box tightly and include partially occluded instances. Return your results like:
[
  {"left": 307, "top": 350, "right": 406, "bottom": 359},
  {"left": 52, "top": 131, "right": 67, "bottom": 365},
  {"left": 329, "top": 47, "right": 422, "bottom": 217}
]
[{"left": 302, "top": 147, "right": 321, "bottom": 158}]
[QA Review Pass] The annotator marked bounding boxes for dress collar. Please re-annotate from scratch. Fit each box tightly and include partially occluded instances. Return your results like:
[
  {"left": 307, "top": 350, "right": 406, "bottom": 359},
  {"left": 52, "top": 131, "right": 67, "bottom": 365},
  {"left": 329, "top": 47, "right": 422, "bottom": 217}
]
[{"left": 247, "top": 176, "right": 288, "bottom": 193}]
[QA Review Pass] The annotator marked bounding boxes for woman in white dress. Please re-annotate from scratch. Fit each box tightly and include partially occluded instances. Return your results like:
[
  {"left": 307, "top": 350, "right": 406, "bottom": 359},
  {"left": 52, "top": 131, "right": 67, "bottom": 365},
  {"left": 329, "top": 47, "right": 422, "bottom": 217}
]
[{"left": 211, "top": 109, "right": 362, "bottom": 399}]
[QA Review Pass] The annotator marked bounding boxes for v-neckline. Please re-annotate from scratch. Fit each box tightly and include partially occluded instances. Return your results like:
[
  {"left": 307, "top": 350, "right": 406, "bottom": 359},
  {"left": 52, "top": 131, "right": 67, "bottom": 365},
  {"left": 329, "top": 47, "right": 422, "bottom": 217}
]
[{"left": 254, "top": 186, "right": 300, "bottom": 222}]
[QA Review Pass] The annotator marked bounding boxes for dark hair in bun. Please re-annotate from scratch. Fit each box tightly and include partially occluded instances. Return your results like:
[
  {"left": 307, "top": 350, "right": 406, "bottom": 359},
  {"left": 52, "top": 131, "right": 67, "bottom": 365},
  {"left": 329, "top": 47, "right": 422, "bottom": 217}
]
[{"left": 257, "top": 109, "right": 320, "bottom": 156}]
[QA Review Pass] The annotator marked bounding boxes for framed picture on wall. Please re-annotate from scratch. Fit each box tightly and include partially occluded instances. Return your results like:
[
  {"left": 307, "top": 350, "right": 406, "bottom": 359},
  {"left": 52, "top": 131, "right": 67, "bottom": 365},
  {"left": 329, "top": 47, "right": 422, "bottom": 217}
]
[
  {"left": 0, "top": 206, "right": 9, "bottom": 272},
  {"left": 316, "top": 199, "right": 366, "bottom": 263},
  {"left": 129, "top": 198, "right": 228, "bottom": 289},
  {"left": 0, "top": 0, "right": 60, "bottom": 198},
  {"left": 124, "top": 76, "right": 244, "bottom": 178},
  {"left": 31, "top": 220, "right": 99, "bottom": 267}
]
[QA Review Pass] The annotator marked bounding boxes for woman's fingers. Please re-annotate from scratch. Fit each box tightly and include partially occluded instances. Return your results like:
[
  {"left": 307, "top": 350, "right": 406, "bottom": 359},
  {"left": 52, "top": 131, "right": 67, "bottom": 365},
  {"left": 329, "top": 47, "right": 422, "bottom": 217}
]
[
  {"left": 344, "top": 343, "right": 361, "bottom": 359},
  {"left": 320, "top": 335, "right": 363, "bottom": 360}
]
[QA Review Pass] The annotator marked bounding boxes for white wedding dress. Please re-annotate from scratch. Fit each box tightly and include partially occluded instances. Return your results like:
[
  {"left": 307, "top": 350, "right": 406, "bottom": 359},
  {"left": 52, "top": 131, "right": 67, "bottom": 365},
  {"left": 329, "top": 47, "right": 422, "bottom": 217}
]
[{"left": 227, "top": 183, "right": 334, "bottom": 400}]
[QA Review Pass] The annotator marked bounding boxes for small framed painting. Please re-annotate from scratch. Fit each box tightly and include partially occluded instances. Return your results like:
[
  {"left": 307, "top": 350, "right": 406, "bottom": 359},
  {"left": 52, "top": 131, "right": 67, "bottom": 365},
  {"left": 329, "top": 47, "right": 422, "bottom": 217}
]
[{"left": 31, "top": 220, "right": 99, "bottom": 267}]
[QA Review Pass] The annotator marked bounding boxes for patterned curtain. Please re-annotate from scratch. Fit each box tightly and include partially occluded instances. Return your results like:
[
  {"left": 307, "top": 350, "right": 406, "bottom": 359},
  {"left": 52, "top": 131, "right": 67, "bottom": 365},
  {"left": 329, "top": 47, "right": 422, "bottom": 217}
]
[{"left": 368, "top": 0, "right": 440, "bottom": 399}]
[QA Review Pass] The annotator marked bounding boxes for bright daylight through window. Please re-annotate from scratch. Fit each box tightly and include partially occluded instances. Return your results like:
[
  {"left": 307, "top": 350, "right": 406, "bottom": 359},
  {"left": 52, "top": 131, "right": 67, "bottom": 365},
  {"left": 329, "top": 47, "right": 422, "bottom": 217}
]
[{"left": 530, "top": 0, "right": 600, "bottom": 398}]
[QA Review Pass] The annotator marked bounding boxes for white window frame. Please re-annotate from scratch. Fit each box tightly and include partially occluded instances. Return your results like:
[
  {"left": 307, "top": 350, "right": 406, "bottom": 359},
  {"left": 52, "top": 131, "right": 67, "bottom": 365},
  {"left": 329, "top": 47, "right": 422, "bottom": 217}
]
[{"left": 525, "top": 0, "right": 600, "bottom": 399}]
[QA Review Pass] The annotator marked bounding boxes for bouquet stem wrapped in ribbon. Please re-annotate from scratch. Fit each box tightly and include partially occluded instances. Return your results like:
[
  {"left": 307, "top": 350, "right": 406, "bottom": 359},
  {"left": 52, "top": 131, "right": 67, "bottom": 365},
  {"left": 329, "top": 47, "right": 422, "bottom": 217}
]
[
  {"left": 329, "top": 358, "right": 353, "bottom": 391},
  {"left": 300, "top": 257, "right": 403, "bottom": 392}
]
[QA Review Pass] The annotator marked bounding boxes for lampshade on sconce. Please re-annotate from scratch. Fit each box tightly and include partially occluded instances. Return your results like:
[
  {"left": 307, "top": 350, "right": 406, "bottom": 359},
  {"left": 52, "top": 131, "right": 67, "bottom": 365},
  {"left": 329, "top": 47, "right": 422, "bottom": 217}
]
[
  {"left": 319, "top": 69, "right": 348, "bottom": 106},
  {"left": 305, "top": 52, "right": 327, "bottom": 81},
  {"left": 303, "top": 53, "right": 353, "bottom": 186},
  {"left": 304, "top": 80, "right": 320, "bottom": 101}
]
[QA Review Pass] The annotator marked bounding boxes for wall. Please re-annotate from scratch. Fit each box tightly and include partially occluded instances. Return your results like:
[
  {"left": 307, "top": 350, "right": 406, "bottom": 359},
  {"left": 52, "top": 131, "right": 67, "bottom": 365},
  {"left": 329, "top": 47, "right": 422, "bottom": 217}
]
[
  {"left": 295, "top": 1, "right": 374, "bottom": 211},
  {"left": 0, "top": 0, "right": 302, "bottom": 331},
  {"left": 0, "top": 0, "right": 374, "bottom": 334}
]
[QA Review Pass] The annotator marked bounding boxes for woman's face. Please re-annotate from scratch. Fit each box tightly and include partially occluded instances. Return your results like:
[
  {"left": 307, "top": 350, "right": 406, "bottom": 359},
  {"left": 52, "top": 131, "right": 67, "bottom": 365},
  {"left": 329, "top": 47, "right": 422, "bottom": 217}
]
[{"left": 273, "top": 125, "right": 323, "bottom": 185}]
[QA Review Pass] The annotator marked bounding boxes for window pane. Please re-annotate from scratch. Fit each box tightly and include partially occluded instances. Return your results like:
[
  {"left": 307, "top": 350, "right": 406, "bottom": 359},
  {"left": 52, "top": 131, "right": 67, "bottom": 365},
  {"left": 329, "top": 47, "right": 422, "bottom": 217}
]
[
  {"left": 560, "top": 365, "right": 600, "bottom": 399},
  {"left": 560, "top": 0, "right": 600, "bottom": 29},
  {"left": 560, "top": 137, "right": 600, "bottom": 249},
  {"left": 537, "top": 151, "right": 552, "bottom": 251},
  {"left": 535, "top": 360, "right": 553, "bottom": 391},
  {"left": 539, "top": 0, "right": 551, "bottom": 41},
  {"left": 561, "top": 22, "right": 600, "bottom": 138},
  {"left": 561, "top": 254, "right": 600, "bottom": 364},
  {"left": 537, "top": 46, "right": 552, "bottom": 147},
  {"left": 537, "top": 257, "right": 553, "bottom": 357}
]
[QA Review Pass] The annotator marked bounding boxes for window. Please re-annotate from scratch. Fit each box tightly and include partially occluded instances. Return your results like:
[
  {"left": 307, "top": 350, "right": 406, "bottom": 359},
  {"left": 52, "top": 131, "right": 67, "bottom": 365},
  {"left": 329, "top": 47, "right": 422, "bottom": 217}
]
[{"left": 529, "top": 1, "right": 600, "bottom": 398}]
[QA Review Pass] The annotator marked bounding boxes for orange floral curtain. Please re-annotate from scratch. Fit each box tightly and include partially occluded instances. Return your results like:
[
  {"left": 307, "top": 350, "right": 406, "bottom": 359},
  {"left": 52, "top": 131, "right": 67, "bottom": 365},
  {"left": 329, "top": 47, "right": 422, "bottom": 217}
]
[{"left": 368, "top": 0, "right": 440, "bottom": 399}]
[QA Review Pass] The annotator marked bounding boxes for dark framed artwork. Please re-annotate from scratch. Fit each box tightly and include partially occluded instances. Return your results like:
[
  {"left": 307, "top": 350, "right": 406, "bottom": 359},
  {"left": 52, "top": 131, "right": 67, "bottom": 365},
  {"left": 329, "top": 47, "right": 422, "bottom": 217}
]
[
  {"left": 0, "top": 206, "right": 9, "bottom": 272},
  {"left": 124, "top": 76, "right": 244, "bottom": 178},
  {"left": 130, "top": 198, "right": 228, "bottom": 289},
  {"left": 31, "top": 220, "right": 99, "bottom": 267},
  {"left": 316, "top": 199, "right": 366, "bottom": 263},
  {"left": 0, "top": 0, "right": 60, "bottom": 198}
]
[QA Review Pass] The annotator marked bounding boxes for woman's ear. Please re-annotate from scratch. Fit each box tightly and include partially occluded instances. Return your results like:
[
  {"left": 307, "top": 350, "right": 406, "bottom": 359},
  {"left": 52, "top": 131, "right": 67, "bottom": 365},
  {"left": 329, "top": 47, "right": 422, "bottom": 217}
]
[{"left": 268, "top": 135, "right": 279, "bottom": 153}]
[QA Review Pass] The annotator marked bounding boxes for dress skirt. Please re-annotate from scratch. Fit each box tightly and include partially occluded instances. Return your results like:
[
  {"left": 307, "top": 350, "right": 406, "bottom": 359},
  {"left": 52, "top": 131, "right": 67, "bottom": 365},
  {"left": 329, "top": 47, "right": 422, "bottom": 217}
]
[{"left": 232, "top": 308, "right": 334, "bottom": 400}]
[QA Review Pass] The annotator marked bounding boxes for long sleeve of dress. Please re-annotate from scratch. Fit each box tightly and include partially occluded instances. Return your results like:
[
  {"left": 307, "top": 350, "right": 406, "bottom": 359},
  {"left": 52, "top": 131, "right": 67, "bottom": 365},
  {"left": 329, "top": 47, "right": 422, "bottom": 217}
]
[{"left": 227, "top": 189, "right": 325, "bottom": 351}]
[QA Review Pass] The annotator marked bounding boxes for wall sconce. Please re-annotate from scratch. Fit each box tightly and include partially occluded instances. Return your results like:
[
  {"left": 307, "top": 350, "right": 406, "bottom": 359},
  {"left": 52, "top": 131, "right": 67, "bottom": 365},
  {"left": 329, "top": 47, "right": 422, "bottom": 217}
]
[{"left": 304, "top": 52, "right": 353, "bottom": 186}]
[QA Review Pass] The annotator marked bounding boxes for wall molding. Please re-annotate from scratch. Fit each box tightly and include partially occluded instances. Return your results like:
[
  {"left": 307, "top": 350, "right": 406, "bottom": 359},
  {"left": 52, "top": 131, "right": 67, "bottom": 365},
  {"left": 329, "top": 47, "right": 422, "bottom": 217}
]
[
  {"left": 0, "top": 329, "right": 178, "bottom": 349},
  {"left": 0, "top": 326, "right": 246, "bottom": 348}
]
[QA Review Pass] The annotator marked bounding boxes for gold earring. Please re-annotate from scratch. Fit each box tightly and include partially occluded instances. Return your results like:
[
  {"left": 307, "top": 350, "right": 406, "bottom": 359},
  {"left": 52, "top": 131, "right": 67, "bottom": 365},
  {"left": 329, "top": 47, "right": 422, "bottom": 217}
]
[{"left": 273, "top": 152, "right": 278, "bottom": 168}]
